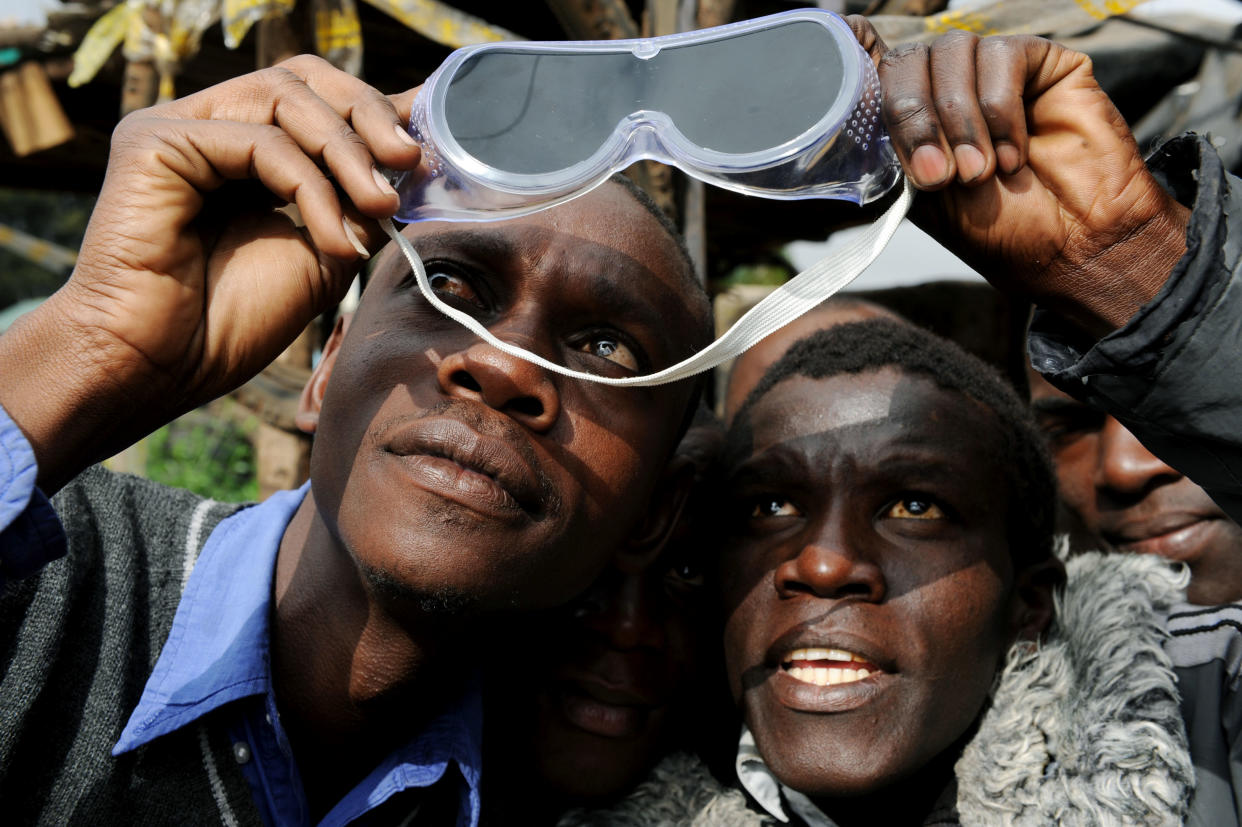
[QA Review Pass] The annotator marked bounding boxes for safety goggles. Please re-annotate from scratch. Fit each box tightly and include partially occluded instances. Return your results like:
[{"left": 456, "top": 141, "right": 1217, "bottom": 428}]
[
  {"left": 393, "top": 9, "right": 901, "bottom": 223},
  {"left": 381, "top": 9, "right": 913, "bottom": 388}
]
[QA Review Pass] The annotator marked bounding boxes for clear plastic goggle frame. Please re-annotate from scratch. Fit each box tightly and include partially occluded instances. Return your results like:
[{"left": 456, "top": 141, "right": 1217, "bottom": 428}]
[{"left": 394, "top": 9, "right": 901, "bottom": 223}]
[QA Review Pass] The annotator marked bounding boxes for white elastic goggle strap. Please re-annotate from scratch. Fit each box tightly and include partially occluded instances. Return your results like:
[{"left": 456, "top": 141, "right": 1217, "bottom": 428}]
[{"left": 379, "top": 176, "right": 913, "bottom": 388}]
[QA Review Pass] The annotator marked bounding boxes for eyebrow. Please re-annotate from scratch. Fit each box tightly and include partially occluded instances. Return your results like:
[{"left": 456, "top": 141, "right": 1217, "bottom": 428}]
[{"left": 405, "top": 228, "right": 519, "bottom": 263}]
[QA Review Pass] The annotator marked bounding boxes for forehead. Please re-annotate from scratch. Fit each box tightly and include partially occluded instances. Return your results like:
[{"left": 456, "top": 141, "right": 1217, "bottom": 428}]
[{"left": 743, "top": 369, "right": 1005, "bottom": 473}]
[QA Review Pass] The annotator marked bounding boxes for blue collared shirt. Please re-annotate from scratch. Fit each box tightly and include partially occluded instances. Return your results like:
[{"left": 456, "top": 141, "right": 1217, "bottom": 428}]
[{"left": 0, "top": 405, "right": 482, "bottom": 826}]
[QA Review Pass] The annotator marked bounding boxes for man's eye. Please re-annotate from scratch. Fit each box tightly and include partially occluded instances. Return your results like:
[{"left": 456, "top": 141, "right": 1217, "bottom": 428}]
[
  {"left": 751, "top": 497, "right": 801, "bottom": 519},
  {"left": 665, "top": 558, "right": 705, "bottom": 589},
  {"left": 885, "top": 497, "right": 945, "bottom": 520},
  {"left": 428, "top": 269, "right": 484, "bottom": 309},
  {"left": 576, "top": 334, "right": 639, "bottom": 371}
]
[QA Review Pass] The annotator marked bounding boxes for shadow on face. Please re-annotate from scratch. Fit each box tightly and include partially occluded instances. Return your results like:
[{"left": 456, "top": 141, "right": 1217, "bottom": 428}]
[
  {"left": 1028, "top": 367, "right": 1242, "bottom": 604},
  {"left": 711, "top": 318, "right": 1063, "bottom": 822},
  {"left": 296, "top": 182, "right": 712, "bottom": 617},
  {"left": 719, "top": 369, "right": 1025, "bottom": 804},
  {"left": 483, "top": 416, "right": 726, "bottom": 816}
]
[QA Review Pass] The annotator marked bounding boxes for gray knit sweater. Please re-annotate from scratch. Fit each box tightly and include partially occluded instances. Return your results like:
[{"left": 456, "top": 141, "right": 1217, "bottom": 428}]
[{"left": 0, "top": 466, "right": 260, "bottom": 825}]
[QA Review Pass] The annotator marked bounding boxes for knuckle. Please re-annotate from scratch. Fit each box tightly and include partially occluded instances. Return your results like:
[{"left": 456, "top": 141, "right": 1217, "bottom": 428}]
[
  {"left": 936, "top": 29, "right": 979, "bottom": 49},
  {"left": 935, "top": 93, "right": 973, "bottom": 116},
  {"left": 879, "top": 42, "right": 928, "bottom": 71},
  {"left": 276, "top": 53, "right": 330, "bottom": 74},
  {"left": 883, "top": 94, "right": 935, "bottom": 129}
]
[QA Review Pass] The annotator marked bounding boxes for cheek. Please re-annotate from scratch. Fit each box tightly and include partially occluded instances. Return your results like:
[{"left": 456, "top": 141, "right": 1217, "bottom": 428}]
[
  {"left": 1051, "top": 438, "right": 1100, "bottom": 521},
  {"left": 721, "top": 577, "right": 769, "bottom": 702}
]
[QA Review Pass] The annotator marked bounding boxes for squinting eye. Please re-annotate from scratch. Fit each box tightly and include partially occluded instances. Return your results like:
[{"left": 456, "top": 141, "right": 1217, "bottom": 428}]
[
  {"left": 428, "top": 270, "right": 484, "bottom": 309},
  {"left": 885, "top": 498, "right": 945, "bottom": 520},
  {"left": 577, "top": 334, "right": 639, "bottom": 371},
  {"left": 751, "top": 498, "right": 801, "bottom": 519}
]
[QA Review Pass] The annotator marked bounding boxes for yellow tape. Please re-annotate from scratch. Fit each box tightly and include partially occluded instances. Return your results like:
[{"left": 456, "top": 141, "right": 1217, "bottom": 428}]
[
  {"left": 316, "top": 8, "right": 363, "bottom": 53},
  {"left": 223, "top": 0, "right": 296, "bottom": 49},
  {"left": 924, "top": 9, "right": 998, "bottom": 36},
  {"left": 68, "top": 3, "right": 133, "bottom": 88},
  {"left": 361, "top": 0, "right": 521, "bottom": 48}
]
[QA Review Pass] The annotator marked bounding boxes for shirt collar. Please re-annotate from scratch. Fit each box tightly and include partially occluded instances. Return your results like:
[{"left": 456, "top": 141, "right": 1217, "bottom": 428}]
[
  {"left": 735, "top": 725, "right": 839, "bottom": 827},
  {"left": 114, "top": 483, "right": 306, "bottom": 753},
  {"left": 111, "top": 481, "right": 484, "bottom": 826}
]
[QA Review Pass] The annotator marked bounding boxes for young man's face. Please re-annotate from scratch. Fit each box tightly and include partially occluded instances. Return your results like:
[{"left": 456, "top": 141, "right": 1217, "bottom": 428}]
[
  {"left": 1028, "top": 370, "right": 1242, "bottom": 604},
  {"left": 719, "top": 368, "right": 1021, "bottom": 798},
  {"left": 308, "top": 184, "right": 707, "bottom": 612}
]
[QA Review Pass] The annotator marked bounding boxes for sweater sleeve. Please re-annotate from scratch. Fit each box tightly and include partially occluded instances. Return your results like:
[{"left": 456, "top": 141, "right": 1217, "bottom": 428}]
[
  {"left": 1028, "top": 135, "right": 1242, "bottom": 525},
  {"left": 0, "top": 403, "right": 66, "bottom": 588}
]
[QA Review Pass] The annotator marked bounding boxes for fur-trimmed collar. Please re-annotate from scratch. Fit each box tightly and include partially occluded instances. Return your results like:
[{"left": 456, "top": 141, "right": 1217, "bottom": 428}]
[{"left": 559, "top": 552, "right": 1193, "bottom": 826}]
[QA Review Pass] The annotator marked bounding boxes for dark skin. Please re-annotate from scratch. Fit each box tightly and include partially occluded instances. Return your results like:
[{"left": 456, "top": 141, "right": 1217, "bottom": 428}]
[
  {"left": 719, "top": 369, "right": 1055, "bottom": 824},
  {"left": 272, "top": 186, "right": 705, "bottom": 814},
  {"left": 0, "top": 16, "right": 1202, "bottom": 822},
  {"left": 1029, "top": 369, "right": 1242, "bottom": 604},
  {"left": 0, "top": 57, "right": 707, "bottom": 818},
  {"left": 846, "top": 20, "right": 1191, "bottom": 340},
  {"left": 485, "top": 421, "right": 722, "bottom": 821}
]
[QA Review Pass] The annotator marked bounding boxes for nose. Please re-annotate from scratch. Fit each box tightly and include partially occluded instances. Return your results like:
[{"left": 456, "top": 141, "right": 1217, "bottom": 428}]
[
  {"left": 577, "top": 568, "right": 666, "bottom": 652},
  {"left": 1095, "top": 415, "right": 1180, "bottom": 498},
  {"left": 437, "top": 337, "right": 561, "bottom": 432},
  {"left": 774, "top": 527, "right": 885, "bottom": 603}
]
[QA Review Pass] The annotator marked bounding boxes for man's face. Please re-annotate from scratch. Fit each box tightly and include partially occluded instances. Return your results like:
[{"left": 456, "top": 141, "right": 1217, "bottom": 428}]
[
  {"left": 309, "top": 184, "right": 706, "bottom": 612},
  {"left": 1029, "top": 371, "right": 1242, "bottom": 604},
  {"left": 517, "top": 550, "right": 711, "bottom": 799},
  {"left": 491, "top": 419, "right": 722, "bottom": 801},
  {"left": 719, "top": 369, "right": 1020, "bottom": 797}
]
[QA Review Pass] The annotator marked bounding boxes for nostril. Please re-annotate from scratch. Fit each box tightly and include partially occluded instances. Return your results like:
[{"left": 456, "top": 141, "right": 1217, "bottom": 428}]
[
  {"left": 452, "top": 370, "right": 481, "bottom": 392},
  {"left": 508, "top": 396, "right": 544, "bottom": 419}
]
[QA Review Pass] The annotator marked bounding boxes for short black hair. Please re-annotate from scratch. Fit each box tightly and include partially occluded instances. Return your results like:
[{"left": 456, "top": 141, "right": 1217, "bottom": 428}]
[{"left": 736, "top": 319, "right": 1056, "bottom": 566}]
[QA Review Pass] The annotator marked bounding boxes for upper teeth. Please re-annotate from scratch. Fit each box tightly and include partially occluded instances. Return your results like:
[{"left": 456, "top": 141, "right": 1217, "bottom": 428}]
[
  {"left": 782, "top": 648, "right": 874, "bottom": 687},
  {"left": 785, "top": 648, "right": 868, "bottom": 664}
]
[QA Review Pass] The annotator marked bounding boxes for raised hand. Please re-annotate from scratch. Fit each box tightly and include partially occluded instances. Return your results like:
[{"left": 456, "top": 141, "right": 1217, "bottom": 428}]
[
  {"left": 0, "top": 56, "right": 421, "bottom": 491},
  {"left": 848, "top": 19, "right": 1191, "bottom": 338}
]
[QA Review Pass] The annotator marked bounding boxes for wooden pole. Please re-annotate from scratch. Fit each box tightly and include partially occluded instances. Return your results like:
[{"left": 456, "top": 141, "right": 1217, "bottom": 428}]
[{"left": 544, "top": 0, "right": 639, "bottom": 39}]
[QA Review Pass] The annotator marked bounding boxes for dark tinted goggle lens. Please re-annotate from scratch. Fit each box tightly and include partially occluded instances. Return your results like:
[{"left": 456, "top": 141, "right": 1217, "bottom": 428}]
[{"left": 442, "top": 20, "right": 846, "bottom": 176}]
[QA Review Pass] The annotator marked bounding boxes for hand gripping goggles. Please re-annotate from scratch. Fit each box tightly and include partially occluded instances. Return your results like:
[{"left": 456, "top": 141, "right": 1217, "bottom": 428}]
[{"left": 380, "top": 9, "right": 913, "bottom": 387}]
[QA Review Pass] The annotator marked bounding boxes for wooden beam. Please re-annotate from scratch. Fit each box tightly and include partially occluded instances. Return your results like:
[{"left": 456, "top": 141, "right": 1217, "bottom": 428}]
[
  {"left": 544, "top": 0, "right": 639, "bottom": 40},
  {"left": 256, "top": 12, "right": 302, "bottom": 68},
  {"left": 696, "top": 0, "right": 736, "bottom": 30}
]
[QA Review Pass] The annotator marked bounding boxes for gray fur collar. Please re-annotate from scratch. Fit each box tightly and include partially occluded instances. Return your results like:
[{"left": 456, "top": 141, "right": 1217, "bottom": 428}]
[
  {"left": 956, "top": 551, "right": 1193, "bottom": 826},
  {"left": 560, "top": 552, "right": 1193, "bottom": 826}
]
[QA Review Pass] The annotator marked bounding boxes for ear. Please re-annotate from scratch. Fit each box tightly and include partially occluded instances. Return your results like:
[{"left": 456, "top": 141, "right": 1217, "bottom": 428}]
[
  {"left": 613, "top": 455, "right": 697, "bottom": 575},
  {"left": 1008, "top": 554, "right": 1066, "bottom": 643},
  {"left": 295, "top": 313, "right": 352, "bottom": 435}
]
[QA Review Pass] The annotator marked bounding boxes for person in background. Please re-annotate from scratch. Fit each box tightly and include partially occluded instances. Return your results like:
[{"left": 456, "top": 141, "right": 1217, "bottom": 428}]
[
  {"left": 482, "top": 408, "right": 727, "bottom": 825},
  {"left": 1028, "top": 365, "right": 1242, "bottom": 604}
]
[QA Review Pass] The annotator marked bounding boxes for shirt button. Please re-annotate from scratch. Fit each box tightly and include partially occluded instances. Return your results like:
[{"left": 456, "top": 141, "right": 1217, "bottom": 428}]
[
  {"left": 233, "top": 742, "right": 252, "bottom": 765},
  {"left": 265, "top": 712, "right": 273, "bottom": 726}
]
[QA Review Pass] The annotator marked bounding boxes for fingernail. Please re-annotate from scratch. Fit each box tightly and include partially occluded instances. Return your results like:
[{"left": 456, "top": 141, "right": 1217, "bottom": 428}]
[
  {"left": 910, "top": 145, "right": 949, "bottom": 187},
  {"left": 371, "top": 166, "right": 397, "bottom": 198},
  {"left": 996, "top": 142, "right": 1022, "bottom": 174},
  {"left": 394, "top": 124, "right": 418, "bottom": 146},
  {"left": 954, "top": 144, "right": 986, "bottom": 183},
  {"left": 342, "top": 217, "right": 370, "bottom": 260}
]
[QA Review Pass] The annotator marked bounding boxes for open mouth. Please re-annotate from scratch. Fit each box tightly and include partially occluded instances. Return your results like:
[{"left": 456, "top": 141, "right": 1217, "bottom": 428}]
[{"left": 781, "top": 647, "right": 878, "bottom": 687}]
